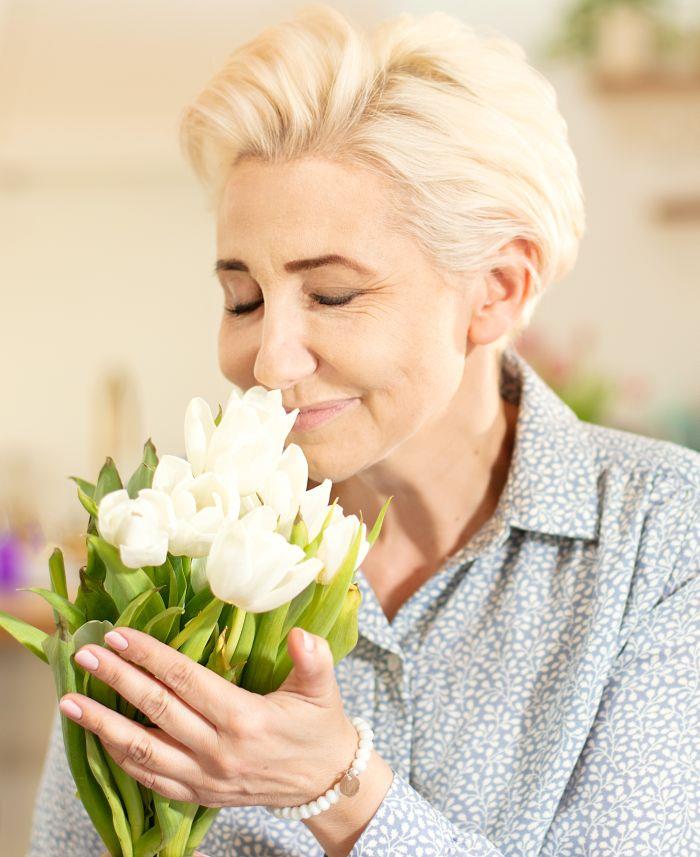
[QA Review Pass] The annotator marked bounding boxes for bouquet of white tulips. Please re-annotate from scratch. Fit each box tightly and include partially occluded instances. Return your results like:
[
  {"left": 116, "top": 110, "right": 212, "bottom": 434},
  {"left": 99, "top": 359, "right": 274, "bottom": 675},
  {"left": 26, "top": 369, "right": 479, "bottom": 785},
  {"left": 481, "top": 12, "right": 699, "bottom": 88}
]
[{"left": 0, "top": 384, "right": 391, "bottom": 857}]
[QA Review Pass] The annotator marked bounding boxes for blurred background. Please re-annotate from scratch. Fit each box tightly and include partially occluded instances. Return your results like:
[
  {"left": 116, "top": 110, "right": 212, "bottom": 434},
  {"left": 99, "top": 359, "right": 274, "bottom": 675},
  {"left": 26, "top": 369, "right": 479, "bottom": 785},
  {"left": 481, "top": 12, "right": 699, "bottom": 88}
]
[{"left": 1, "top": 0, "right": 699, "bottom": 852}]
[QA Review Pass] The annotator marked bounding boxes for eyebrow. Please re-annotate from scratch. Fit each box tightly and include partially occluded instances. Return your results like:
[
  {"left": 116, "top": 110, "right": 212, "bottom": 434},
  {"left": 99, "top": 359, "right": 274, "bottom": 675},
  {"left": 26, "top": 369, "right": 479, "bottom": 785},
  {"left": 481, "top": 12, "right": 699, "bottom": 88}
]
[{"left": 214, "top": 253, "right": 374, "bottom": 277}]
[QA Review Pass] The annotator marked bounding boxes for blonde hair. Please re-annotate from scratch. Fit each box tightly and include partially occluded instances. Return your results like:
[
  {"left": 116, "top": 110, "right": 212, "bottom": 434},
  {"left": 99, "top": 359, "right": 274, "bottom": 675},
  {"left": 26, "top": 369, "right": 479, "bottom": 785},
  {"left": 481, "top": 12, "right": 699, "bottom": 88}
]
[{"left": 179, "top": 4, "right": 585, "bottom": 351}]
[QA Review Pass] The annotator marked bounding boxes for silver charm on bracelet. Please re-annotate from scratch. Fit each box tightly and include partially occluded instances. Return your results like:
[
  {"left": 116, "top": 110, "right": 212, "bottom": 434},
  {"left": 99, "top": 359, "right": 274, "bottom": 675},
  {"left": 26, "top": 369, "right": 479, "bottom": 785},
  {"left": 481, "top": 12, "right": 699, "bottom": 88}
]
[{"left": 265, "top": 716, "right": 374, "bottom": 820}]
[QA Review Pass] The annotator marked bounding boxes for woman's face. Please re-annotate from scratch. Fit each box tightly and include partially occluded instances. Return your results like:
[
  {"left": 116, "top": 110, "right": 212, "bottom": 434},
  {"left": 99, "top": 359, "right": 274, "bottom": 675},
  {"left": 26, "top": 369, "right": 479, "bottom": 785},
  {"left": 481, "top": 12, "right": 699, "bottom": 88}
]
[{"left": 214, "top": 155, "right": 476, "bottom": 484}]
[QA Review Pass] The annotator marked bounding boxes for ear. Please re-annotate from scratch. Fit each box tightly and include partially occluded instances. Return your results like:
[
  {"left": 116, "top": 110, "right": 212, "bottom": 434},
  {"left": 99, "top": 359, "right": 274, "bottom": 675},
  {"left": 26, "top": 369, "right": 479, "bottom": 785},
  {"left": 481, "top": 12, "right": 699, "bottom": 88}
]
[{"left": 467, "top": 239, "right": 536, "bottom": 348}]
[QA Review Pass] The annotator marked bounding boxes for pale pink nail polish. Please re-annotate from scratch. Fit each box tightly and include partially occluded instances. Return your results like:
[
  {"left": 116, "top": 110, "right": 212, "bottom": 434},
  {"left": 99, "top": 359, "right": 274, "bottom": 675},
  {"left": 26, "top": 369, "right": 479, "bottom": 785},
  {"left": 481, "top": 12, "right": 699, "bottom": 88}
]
[
  {"left": 105, "top": 631, "right": 129, "bottom": 651},
  {"left": 75, "top": 649, "right": 100, "bottom": 671},
  {"left": 60, "top": 699, "right": 83, "bottom": 719}
]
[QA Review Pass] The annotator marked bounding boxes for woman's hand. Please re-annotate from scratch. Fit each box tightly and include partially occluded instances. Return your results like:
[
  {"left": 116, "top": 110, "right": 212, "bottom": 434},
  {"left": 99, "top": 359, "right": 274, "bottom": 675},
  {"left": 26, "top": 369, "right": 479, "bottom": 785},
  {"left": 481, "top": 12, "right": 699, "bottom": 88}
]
[{"left": 59, "top": 625, "right": 359, "bottom": 810}]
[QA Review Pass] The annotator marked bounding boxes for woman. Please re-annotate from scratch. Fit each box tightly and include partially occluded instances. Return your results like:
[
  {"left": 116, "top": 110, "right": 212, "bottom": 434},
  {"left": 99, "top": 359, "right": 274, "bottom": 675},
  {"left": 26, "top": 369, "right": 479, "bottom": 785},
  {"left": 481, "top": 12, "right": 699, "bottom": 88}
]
[{"left": 29, "top": 5, "right": 699, "bottom": 856}]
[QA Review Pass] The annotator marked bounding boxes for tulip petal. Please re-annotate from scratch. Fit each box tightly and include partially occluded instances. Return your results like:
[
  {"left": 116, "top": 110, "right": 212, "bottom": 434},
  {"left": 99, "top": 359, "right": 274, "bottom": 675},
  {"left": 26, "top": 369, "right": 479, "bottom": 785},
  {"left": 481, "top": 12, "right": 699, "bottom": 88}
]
[
  {"left": 245, "top": 557, "right": 324, "bottom": 613},
  {"left": 185, "top": 397, "right": 216, "bottom": 477},
  {"left": 299, "top": 479, "right": 333, "bottom": 541},
  {"left": 152, "top": 454, "right": 193, "bottom": 495}
]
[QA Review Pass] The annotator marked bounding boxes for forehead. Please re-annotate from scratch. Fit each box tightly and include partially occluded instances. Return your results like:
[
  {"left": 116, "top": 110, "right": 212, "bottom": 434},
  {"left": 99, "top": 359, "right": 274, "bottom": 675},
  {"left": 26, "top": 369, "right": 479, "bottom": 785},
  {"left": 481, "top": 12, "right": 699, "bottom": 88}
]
[{"left": 215, "top": 156, "right": 400, "bottom": 267}]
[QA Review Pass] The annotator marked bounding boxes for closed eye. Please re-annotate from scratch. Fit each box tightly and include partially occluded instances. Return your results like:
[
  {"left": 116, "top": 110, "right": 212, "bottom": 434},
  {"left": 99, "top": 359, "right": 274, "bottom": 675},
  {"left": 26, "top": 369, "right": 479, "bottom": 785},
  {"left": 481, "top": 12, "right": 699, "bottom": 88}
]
[{"left": 224, "top": 292, "right": 358, "bottom": 317}]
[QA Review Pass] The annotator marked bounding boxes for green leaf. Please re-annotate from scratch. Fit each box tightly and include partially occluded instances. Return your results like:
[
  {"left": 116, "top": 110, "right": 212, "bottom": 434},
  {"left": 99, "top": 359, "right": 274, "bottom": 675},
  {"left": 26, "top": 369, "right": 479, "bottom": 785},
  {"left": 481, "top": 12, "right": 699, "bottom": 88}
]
[
  {"left": 143, "top": 606, "right": 184, "bottom": 643},
  {"left": 185, "top": 807, "right": 220, "bottom": 855},
  {"left": 74, "top": 564, "right": 119, "bottom": 624},
  {"left": 126, "top": 436, "right": 158, "bottom": 504},
  {"left": 89, "top": 535, "right": 165, "bottom": 618},
  {"left": 42, "top": 632, "right": 121, "bottom": 856},
  {"left": 213, "top": 403, "right": 223, "bottom": 427},
  {"left": 68, "top": 475, "right": 96, "bottom": 498},
  {"left": 157, "top": 800, "right": 198, "bottom": 857},
  {"left": 77, "top": 485, "right": 99, "bottom": 518},
  {"left": 73, "top": 619, "right": 115, "bottom": 651},
  {"left": 115, "top": 587, "right": 166, "bottom": 631},
  {"left": 153, "top": 793, "right": 181, "bottom": 848},
  {"left": 19, "top": 587, "right": 85, "bottom": 633},
  {"left": 80, "top": 657, "right": 145, "bottom": 846},
  {"left": 280, "top": 579, "right": 315, "bottom": 640},
  {"left": 0, "top": 610, "right": 49, "bottom": 663},
  {"left": 85, "top": 731, "right": 134, "bottom": 857},
  {"left": 133, "top": 823, "right": 164, "bottom": 857},
  {"left": 240, "top": 601, "right": 289, "bottom": 695},
  {"left": 366, "top": 495, "right": 393, "bottom": 546},
  {"left": 325, "top": 583, "right": 361, "bottom": 666},
  {"left": 182, "top": 585, "right": 214, "bottom": 624},
  {"left": 169, "top": 597, "right": 224, "bottom": 662},
  {"left": 271, "top": 516, "right": 366, "bottom": 688},
  {"left": 161, "top": 555, "right": 186, "bottom": 609},
  {"left": 142, "top": 438, "right": 159, "bottom": 469},
  {"left": 94, "top": 457, "right": 124, "bottom": 505},
  {"left": 48, "top": 547, "right": 69, "bottom": 600},
  {"left": 126, "top": 463, "right": 155, "bottom": 500}
]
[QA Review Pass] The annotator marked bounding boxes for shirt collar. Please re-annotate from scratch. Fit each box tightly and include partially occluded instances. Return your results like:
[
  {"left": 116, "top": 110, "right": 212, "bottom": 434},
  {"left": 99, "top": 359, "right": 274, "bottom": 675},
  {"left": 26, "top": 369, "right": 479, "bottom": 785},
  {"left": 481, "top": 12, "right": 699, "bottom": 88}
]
[{"left": 496, "top": 345, "right": 601, "bottom": 541}]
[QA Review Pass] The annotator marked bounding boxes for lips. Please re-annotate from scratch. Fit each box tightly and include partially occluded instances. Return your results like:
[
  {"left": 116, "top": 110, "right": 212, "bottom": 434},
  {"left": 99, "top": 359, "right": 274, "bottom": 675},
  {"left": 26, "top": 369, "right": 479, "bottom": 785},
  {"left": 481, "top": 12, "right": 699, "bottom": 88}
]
[
  {"left": 285, "top": 399, "right": 351, "bottom": 414},
  {"left": 291, "top": 398, "right": 359, "bottom": 430}
]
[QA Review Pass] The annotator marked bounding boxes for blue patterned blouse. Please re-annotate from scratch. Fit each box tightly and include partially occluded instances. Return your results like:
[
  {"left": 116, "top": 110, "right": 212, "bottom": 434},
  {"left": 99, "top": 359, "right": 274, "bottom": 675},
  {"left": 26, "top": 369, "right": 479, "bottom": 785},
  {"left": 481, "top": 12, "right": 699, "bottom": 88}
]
[{"left": 29, "top": 346, "right": 700, "bottom": 856}]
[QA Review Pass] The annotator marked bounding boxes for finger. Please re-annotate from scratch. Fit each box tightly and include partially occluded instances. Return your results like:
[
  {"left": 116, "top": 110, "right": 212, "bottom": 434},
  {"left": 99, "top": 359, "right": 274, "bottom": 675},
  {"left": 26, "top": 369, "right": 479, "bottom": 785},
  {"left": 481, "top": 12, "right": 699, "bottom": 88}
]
[
  {"left": 58, "top": 693, "right": 200, "bottom": 787},
  {"left": 100, "top": 734, "right": 199, "bottom": 803},
  {"left": 74, "top": 643, "right": 217, "bottom": 753},
  {"left": 103, "top": 626, "right": 256, "bottom": 729}
]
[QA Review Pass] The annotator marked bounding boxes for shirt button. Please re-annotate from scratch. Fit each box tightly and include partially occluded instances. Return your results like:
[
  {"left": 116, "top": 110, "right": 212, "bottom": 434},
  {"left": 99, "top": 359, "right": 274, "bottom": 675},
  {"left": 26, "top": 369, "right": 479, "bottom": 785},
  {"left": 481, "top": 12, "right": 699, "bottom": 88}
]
[{"left": 386, "top": 653, "right": 402, "bottom": 672}]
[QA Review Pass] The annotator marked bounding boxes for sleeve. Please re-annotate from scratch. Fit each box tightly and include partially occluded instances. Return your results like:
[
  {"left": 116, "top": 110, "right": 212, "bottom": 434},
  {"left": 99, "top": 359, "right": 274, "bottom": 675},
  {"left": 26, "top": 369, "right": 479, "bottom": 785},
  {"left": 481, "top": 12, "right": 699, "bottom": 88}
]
[
  {"left": 346, "top": 771, "right": 505, "bottom": 856},
  {"left": 27, "top": 707, "right": 104, "bottom": 856},
  {"left": 540, "top": 502, "right": 700, "bottom": 856}
]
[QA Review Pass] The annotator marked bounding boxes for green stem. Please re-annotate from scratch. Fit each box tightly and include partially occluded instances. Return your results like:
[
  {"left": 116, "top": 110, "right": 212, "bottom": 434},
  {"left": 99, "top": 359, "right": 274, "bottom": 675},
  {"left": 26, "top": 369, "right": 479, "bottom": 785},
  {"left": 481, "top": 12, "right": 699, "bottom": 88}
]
[
  {"left": 223, "top": 606, "right": 247, "bottom": 664},
  {"left": 185, "top": 807, "right": 221, "bottom": 855},
  {"left": 159, "top": 803, "right": 198, "bottom": 857},
  {"left": 239, "top": 602, "right": 289, "bottom": 695}
]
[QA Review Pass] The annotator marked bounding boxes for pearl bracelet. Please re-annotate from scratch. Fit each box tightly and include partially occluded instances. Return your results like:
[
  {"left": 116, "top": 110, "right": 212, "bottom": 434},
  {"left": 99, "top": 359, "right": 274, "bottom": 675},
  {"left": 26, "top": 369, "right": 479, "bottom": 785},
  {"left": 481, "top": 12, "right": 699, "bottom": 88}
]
[{"left": 265, "top": 716, "right": 374, "bottom": 820}]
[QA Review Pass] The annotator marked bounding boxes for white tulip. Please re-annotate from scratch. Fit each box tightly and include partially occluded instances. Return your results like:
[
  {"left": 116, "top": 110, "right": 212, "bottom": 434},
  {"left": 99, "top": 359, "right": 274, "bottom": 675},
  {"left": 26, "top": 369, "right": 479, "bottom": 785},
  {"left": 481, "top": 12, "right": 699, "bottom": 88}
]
[
  {"left": 183, "top": 387, "right": 298, "bottom": 497},
  {"left": 298, "top": 479, "right": 334, "bottom": 542},
  {"left": 207, "top": 419, "right": 286, "bottom": 497},
  {"left": 259, "top": 443, "right": 309, "bottom": 540},
  {"left": 315, "top": 512, "right": 371, "bottom": 585},
  {"left": 206, "top": 504, "right": 323, "bottom": 613},
  {"left": 97, "top": 488, "right": 178, "bottom": 569},
  {"left": 184, "top": 397, "right": 217, "bottom": 477},
  {"left": 152, "top": 454, "right": 240, "bottom": 557}
]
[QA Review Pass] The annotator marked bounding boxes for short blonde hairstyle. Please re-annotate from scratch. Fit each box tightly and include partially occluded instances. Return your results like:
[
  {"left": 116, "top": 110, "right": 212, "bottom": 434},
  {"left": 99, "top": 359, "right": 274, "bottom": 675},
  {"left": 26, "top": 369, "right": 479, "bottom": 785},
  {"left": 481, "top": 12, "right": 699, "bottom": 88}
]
[{"left": 179, "top": 4, "right": 585, "bottom": 350}]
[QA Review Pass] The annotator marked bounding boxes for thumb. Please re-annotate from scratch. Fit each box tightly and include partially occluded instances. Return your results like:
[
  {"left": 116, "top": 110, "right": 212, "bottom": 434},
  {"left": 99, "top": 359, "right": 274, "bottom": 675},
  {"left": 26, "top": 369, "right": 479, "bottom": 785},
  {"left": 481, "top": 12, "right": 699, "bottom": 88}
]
[{"left": 278, "top": 627, "right": 336, "bottom": 701}]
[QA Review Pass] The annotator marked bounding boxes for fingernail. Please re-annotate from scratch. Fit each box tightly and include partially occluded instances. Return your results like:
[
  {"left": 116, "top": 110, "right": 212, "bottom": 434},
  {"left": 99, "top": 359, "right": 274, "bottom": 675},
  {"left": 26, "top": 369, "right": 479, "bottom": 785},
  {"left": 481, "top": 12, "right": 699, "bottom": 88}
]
[
  {"left": 75, "top": 649, "right": 100, "bottom": 671},
  {"left": 105, "top": 631, "right": 129, "bottom": 651},
  {"left": 59, "top": 699, "right": 83, "bottom": 720},
  {"left": 301, "top": 628, "right": 315, "bottom": 653}
]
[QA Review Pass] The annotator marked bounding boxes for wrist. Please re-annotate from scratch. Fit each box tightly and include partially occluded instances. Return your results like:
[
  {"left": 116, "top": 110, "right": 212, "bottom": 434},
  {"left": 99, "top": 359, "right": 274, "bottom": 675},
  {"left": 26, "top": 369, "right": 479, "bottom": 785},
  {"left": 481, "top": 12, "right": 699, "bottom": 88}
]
[{"left": 303, "top": 748, "right": 394, "bottom": 857}]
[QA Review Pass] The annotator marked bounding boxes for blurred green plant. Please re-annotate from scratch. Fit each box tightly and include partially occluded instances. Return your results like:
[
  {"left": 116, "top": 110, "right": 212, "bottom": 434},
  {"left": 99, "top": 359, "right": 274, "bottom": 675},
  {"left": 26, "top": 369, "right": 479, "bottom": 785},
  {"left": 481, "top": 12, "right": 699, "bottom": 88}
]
[
  {"left": 517, "top": 326, "right": 619, "bottom": 424},
  {"left": 543, "top": 0, "right": 666, "bottom": 61}
]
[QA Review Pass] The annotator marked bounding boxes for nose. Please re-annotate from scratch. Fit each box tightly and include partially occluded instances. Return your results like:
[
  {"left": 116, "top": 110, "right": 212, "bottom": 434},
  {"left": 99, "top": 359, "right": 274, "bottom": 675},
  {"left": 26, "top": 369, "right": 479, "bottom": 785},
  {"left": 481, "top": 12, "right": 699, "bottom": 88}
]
[{"left": 252, "top": 300, "right": 318, "bottom": 392}]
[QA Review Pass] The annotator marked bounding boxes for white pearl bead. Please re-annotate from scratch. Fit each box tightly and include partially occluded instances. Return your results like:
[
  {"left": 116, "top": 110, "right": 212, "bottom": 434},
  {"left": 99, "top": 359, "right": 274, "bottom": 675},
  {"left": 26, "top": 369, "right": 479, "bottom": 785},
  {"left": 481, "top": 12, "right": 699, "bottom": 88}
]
[
  {"left": 333, "top": 782, "right": 342, "bottom": 795},
  {"left": 309, "top": 800, "right": 320, "bottom": 814},
  {"left": 290, "top": 807, "right": 302, "bottom": 821},
  {"left": 359, "top": 728, "right": 374, "bottom": 740},
  {"left": 317, "top": 796, "right": 330, "bottom": 811},
  {"left": 353, "top": 757, "right": 368, "bottom": 772},
  {"left": 358, "top": 737, "right": 372, "bottom": 749},
  {"left": 283, "top": 807, "right": 292, "bottom": 818},
  {"left": 355, "top": 747, "right": 371, "bottom": 763},
  {"left": 326, "top": 788, "right": 339, "bottom": 804},
  {"left": 300, "top": 805, "right": 311, "bottom": 819}
]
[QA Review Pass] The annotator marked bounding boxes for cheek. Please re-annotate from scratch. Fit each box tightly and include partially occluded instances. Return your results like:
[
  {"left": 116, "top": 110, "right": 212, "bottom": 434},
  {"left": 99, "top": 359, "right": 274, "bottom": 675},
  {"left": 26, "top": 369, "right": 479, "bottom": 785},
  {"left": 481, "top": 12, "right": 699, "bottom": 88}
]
[{"left": 217, "top": 320, "right": 254, "bottom": 386}]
